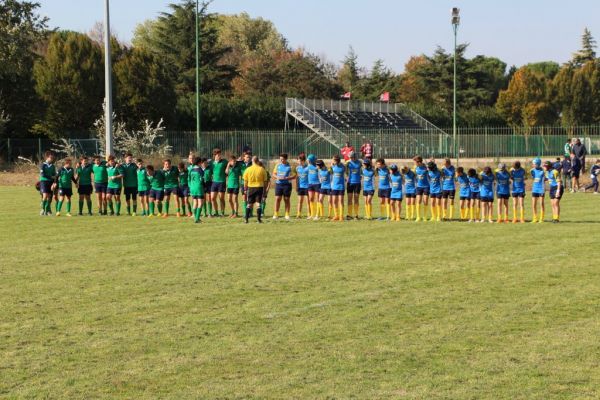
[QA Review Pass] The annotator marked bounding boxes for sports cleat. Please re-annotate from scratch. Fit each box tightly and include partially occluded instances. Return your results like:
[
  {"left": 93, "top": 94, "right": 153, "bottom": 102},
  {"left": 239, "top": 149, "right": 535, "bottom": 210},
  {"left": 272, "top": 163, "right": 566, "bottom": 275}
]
[
  {"left": 272, "top": 215, "right": 278, "bottom": 220},
  {"left": 66, "top": 213, "right": 72, "bottom": 217},
  {"left": 148, "top": 214, "right": 154, "bottom": 218},
  {"left": 131, "top": 212, "right": 136, "bottom": 217},
  {"left": 313, "top": 216, "right": 320, "bottom": 221},
  {"left": 415, "top": 218, "right": 421, "bottom": 222},
  {"left": 284, "top": 215, "right": 290, "bottom": 221},
  {"left": 56, "top": 212, "right": 61, "bottom": 217}
]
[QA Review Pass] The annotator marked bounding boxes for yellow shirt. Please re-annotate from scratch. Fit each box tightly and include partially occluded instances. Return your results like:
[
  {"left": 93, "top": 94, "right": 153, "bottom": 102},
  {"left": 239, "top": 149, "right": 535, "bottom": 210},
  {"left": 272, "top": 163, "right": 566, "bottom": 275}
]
[{"left": 243, "top": 165, "right": 268, "bottom": 188}]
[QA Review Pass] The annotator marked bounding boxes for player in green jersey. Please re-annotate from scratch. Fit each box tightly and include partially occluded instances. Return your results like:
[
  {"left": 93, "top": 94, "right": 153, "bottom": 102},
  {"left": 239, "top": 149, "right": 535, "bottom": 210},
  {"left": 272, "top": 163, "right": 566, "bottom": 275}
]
[
  {"left": 176, "top": 162, "right": 191, "bottom": 217},
  {"left": 225, "top": 155, "right": 243, "bottom": 218},
  {"left": 147, "top": 165, "right": 165, "bottom": 217},
  {"left": 39, "top": 150, "right": 57, "bottom": 215},
  {"left": 201, "top": 159, "right": 212, "bottom": 217},
  {"left": 162, "top": 159, "right": 179, "bottom": 218},
  {"left": 75, "top": 156, "right": 94, "bottom": 215},
  {"left": 122, "top": 152, "right": 139, "bottom": 216},
  {"left": 188, "top": 157, "right": 205, "bottom": 223},
  {"left": 210, "top": 149, "right": 228, "bottom": 216},
  {"left": 239, "top": 152, "right": 252, "bottom": 213},
  {"left": 92, "top": 155, "right": 109, "bottom": 215},
  {"left": 106, "top": 155, "right": 124, "bottom": 216},
  {"left": 136, "top": 159, "right": 151, "bottom": 216},
  {"left": 56, "top": 158, "right": 76, "bottom": 217}
]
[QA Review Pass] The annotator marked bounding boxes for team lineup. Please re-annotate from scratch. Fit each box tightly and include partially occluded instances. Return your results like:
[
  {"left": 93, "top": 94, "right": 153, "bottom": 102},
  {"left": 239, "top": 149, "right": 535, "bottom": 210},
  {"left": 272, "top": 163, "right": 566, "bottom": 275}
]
[{"left": 36, "top": 147, "right": 570, "bottom": 224}]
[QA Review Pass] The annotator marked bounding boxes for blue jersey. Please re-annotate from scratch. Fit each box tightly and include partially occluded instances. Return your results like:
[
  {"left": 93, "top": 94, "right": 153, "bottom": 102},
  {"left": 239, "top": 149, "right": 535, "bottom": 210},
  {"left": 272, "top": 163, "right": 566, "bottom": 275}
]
[
  {"left": 346, "top": 160, "right": 361, "bottom": 185},
  {"left": 468, "top": 176, "right": 481, "bottom": 193},
  {"left": 296, "top": 164, "right": 309, "bottom": 189},
  {"left": 362, "top": 168, "right": 375, "bottom": 191},
  {"left": 530, "top": 168, "right": 545, "bottom": 194},
  {"left": 307, "top": 163, "right": 320, "bottom": 185},
  {"left": 510, "top": 168, "right": 526, "bottom": 194},
  {"left": 545, "top": 169, "right": 561, "bottom": 188},
  {"left": 480, "top": 173, "right": 495, "bottom": 198},
  {"left": 442, "top": 166, "right": 456, "bottom": 191},
  {"left": 457, "top": 174, "right": 470, "bottom": 197},
  {"left": 415, "top": 165, "right": 429, "bottom": 188},
  {"left": 495, "top": 169, "right": 510, "bottom": 196},
  {"left": 428, "top": 170, "right": 442, "bottom": 194},
  {"left": 377, "top": 167, "right": 390, "bottom": 190},
  {"left": 318, "top": 168, "right": 331, "bottom": 190},
  {"left": 404, "top": 170, "right": 416, "bottom": 194},
  {"left": 274, "top": 163, "right": 292, "bottom": 185},
  {"left": 330, "top": 164, "right": 345, "bottom": 190},
  {"left": 390, "top": 172, "right": 403, "bottom": 199}
]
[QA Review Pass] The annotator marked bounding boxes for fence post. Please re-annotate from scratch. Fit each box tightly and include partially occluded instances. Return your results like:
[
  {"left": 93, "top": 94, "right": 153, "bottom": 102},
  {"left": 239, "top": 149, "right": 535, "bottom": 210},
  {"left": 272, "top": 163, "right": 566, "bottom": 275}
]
[
  {"left": 7, "top": 138, "right": 11, "bottom": 162},
  {"left": 38, "top": 137, "right": 42, "bottom": 160}
]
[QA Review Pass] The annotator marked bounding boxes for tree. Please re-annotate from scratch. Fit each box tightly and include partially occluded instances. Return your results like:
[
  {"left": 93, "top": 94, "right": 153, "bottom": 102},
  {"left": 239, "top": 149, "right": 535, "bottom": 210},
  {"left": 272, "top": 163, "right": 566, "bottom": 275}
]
[
  {"left": 33, "top": 31, "right": 104, "bottom": 137},
  {"left": 572, "top": 28, "right": 597, "bottom": 67},
  {"left": 337, "top": 46, "right": 361, "bottom": 93},
  {"left": 526, "top": 61, "right": 560, "bottom": 79}
]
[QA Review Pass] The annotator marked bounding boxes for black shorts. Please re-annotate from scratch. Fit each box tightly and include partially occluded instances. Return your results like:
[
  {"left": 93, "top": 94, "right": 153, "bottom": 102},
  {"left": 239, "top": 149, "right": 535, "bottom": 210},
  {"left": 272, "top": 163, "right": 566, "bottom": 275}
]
[
  {"left": 227, "top": 187, "right": 240, "bottom": 195},
  {"left": 192, "top": 195, "right": 203, "bottom": 200},
  {"left": 363, "top": 190, "right": 375, "bottom": 197},
  {"left": 204, "top": 182, "right": 212, "bottom": 193},
  {"left": 550, "top": 187, "right": 563, "bottom": 200},
  {"left": 320, "top": 188, "right": 330, "bottom": 196},
  {"left": 330, "top": 189, "right": 344, "bottom": 196},
  {"left": 150, "top": 189, "right": 164, "bottom": 201},
  {"left": 138, "top": 190, "right": 150, "bottom": 197},
  {"left": 297, "top": 188, "right": 308, "bottom": 196},
  {"left": 78, "top": 184, "right": 92, "bottom": 195},
  {"left": 572, "top": 170, "right": 580, "bottom": 178},
  {"left": 481, "top": 196, "right": 494, "bottom": 203},
  {"left": 211, "top": 182, "right": 226, "bottom": 193},
  {"left": 459, "top": 196, "right": 470, "bottom": 201},
  {"left": 442, "top": 190, "right": 456, "bottom": 199},
  {"left": 430, "top": 193, "right": 442, "bottom": 199},
  {"left": 512, "top": 192, "right": 525, "bottom": 198},
  {"left": 124, "top": 187, "right": 137, "bottom": 198},
  {"left": 178, "top": 186, "right": 190, "bottom": 197},
  {"left": 416, "top": 187, "right": 430, "bottom": 196},
  {"left": 39, "top": 181, "right": 53, "bottom": 194},
  {"left": 107, "top": 187, "right": 121, "bottom": 196},
  {"left": 58, "top": 188, "right": 73, "bottom": 197},
  {"left": 275, "top": 183, "right": 292, "bottom": 197},
  {"left": 405, "top": 193, "right": 416, "bottom": 198},
  {"left": 391, "top": 196, "right": 403, "bottom": 202},
  {"left": 308, "top": 184, "right": 321, "bottom": 192},
  {"left": 470, "top": 192, "right": 480, "bottom": 200},
  {"left": 347, "top": 183, "right": 361, "bottom": 194},
  {"left": 532, "top": 193, "right": 545, "bottom": 198},
  {"left": 378, "top": 189, "right": 391, "bottom": 199},
  {"left": 247, "top": 187, "right": 264, "bottom": 204},
  {"left": 164, "top": 187, "right": 177, "bottom": 196},
  {"left": 94, "top": 183, "right": 108, "bottom": 193},
  {"left": 497, "top": 194, "right": 510, "bottom": 200}
]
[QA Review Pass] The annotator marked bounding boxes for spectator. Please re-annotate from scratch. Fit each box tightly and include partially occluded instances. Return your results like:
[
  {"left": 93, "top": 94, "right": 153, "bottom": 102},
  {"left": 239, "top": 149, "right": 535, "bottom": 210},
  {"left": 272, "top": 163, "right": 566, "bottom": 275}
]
[
  {"left": 561, "top": 155, "right": 572, "bottom": 192},
  {"left": 341, "top": 142, "right": 354, "bottom": 161},
  {"left": 360, "top": 140, "right": 373, "bottom": 160},
  {"left": 570, "top": 152, "right": 582, "bottom": 192},
  {"left": 563, "top": 139, "right": 572, "bottom": 158},
  {"left": 553, "top": 157, "right": 562, "bottom": 173},
  {"left": 242, "top": 143, "right": 252, "bottom": 155},
  {"left": 583, "top": 159, "right": 600, "bottom": 194},
  {"left": 572, "top": 138, "right": 588, "bottom": 173}
]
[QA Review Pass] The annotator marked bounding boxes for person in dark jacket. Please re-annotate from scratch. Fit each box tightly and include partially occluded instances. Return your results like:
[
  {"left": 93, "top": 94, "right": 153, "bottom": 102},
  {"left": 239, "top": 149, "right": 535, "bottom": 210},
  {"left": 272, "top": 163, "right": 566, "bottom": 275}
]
[
  {"left": 572, "top": 139, "right": 588, "bottom": 173},
  {"left": 561, "top": 155, "right": 572, "bottom": 192},
  {"left": 570, "top": 153, "right": 582, "bottom": 192}
]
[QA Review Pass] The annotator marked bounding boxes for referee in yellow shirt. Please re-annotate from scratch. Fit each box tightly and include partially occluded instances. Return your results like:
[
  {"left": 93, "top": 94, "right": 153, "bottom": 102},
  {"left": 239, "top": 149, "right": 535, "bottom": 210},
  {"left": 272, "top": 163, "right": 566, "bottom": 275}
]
[{"left": 243, "top": 156, "right": 268, "bottom": 223}]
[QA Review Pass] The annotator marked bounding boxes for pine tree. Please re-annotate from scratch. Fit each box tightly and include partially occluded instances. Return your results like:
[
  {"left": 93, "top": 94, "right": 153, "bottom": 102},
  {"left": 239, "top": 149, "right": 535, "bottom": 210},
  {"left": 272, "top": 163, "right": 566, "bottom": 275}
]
[
  {"left": 572, "top": 28, "right": 597, "bottom": 67},
  {"left": 337, "top": 46, "right": 360, "bottom": 93}
]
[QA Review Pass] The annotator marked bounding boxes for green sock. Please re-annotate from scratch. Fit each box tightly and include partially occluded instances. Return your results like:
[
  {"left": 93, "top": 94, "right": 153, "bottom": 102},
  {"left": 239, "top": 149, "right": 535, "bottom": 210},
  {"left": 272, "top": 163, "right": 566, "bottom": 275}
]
[
  {"left": 42, "top": 200, "right": 48, "bottom": 213},
  {"left": 165, "top": 203, "right": 170, "bottom": 214},
  {"left": 208, "top": 202, "right": 213, "bottom": 216},
  {"left": 133, "top": 203, "right": 137, "bottom": 213},
  {"left": 87, "top": 199, "right": 92, "bottom": 213},
  {"left": 109, "top": 202, "right": 114, "bottom": 213},
  {"left": 193, "top": 207, "right": 199, "bottom": 222},
  {"left": 57, "top": 200, "right": 63, "bottom": 212},
  {"left": 158, "top": 203, "right": 163, "bottom": 213},
  {"left": 261, "top": 201, "right": 266, "bottom": 212},
  {"left": 116, "top": 202, "right": 121, "bottom": 215},
  {"left": 242, "top": 200, "right": 247, "bottom": 211},
  {"left": 127, "top": 205, "right": 131, "bottom": 215},
  {"left": 149, "top": 202, "right": 155, "bottom": 215},
  {"left": 66, "top": 201, "right": 71, "bottom": 213},
  {"left": 202, "top": 202, "right": 207, "bottom": 216},
  {"left": 78, "top": 200, "right": 84, "bottom": 214},
  {"left": 181, "top": 204, "right": 186, "bottom": 215}
]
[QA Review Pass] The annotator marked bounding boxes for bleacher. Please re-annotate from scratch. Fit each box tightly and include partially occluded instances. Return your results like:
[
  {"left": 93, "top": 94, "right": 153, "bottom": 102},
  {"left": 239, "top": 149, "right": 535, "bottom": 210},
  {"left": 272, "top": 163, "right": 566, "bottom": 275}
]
[{"left": 315, "top": 110, "right": 422, "bottom": 131}]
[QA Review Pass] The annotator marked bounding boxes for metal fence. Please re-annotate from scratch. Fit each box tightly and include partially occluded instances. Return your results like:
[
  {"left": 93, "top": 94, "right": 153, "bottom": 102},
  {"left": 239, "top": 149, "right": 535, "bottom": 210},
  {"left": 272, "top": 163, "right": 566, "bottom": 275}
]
[{"left": 2, "top": 127, "right": 599, "bottom": 163}]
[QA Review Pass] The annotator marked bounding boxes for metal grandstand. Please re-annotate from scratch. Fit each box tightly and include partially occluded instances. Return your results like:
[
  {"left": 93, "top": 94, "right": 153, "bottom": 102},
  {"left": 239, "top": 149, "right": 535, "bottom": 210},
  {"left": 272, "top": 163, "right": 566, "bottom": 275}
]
[{"left": 285, "top": 98, "right": 451, "bottom": 157}]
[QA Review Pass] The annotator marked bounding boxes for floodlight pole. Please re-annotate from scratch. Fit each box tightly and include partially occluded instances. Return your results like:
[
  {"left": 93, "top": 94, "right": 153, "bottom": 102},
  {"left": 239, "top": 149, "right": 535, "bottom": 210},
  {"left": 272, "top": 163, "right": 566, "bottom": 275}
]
[
  {"left": 195, "top": 0, "right": 201, "bottom": 152},
  {"left": 452, "top": 8, "right": 460, "bottom": 165},
  {"left": 104, "top": 0, "right": 113, "bottom": 158}
]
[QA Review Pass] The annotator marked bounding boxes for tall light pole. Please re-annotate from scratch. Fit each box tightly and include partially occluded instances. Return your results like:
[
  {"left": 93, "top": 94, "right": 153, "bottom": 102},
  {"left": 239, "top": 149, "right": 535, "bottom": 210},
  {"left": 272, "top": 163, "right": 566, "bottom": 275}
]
[
  {"left": 104, "top": 0, "right": 113, "bottom": 158},
  {"left": 452, "top": 7, "right": 460, "bottom": 165},
  {"left": 195, "top": 0, "right": 201, "bottom": 152}
]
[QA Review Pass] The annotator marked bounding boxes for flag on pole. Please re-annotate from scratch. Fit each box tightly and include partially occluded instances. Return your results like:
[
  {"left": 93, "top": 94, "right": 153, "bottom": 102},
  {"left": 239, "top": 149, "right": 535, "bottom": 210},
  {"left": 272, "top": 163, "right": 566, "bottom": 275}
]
[
  {"left": 341, "top": 92, "right": 352, "bottom": 100},
  {"left": 379, "top": 92, "right": 390, "bottom": 103}
]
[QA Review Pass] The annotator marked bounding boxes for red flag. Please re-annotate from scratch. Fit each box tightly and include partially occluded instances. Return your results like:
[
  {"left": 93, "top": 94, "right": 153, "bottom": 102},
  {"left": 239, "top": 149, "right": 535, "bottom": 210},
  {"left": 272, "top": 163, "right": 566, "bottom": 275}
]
[
  {"left": 379, "top": 92, "right": 390, "bottom": 102},
  {"left": 341, "top": 92, "right": 352, "bottom": 100}
]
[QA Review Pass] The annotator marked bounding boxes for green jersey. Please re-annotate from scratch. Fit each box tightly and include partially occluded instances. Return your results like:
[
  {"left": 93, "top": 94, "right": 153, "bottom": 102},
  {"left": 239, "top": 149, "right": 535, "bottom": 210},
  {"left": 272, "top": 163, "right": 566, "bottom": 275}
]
[
  {"left": 39, "top": 162, "right": 56, "bottom": 182},
  {"left": 163, "top": 166, "right": 179, "bottom": 189},
  {"left": 227, "top": 162, "right": 243, "bottom": 189},
  {"left": 240, "top": 161, "right": 251, "bottom": 178},
  {"left": 122, "top": 162, "right": 138, "bottom": 188},
  {"left": 212, "top": 159, "right": 227, "bottom": 183},
  {"left": 149, "top": 170, "right": 165, "bottom": 190},
  {"left": 179, "top": 169, "right": 189, "bottom": 187},
  {"left": 93, "top": 161, "right": 108, "bottom": 183},
  {"left": 76, "top": 164, "right": 93, "bottom": 185},
  {"left": 137, "top": 168, "right": 151, "bottom": 191},
  {"left": 203, "top": 166, "right": 212, "bottom": 183},
  {"left": 57, "top": 167, "right": 75, "bottom": 189},
  {"left": 107, "top": 165, "right": 124, "bottom": 189},
  {"left": 189, "top": 166, "right": 205, "bottom": 197}
]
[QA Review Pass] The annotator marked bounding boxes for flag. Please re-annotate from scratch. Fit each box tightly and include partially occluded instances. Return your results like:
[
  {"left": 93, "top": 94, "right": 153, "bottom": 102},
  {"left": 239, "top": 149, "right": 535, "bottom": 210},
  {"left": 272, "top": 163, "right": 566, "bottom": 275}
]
[
  {"left": 341, "top": 92, "right": 352, "bottom": 100},
  {"left": 379, "top": 92, "right": 390, "bottom": 102}
]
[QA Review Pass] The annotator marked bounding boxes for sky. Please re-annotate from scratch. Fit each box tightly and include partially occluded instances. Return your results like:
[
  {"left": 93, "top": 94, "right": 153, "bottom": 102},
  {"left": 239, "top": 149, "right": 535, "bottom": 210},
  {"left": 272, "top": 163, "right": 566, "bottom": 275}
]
[{"left": 37, "top": 0, "right": 600, "bottom": 73}]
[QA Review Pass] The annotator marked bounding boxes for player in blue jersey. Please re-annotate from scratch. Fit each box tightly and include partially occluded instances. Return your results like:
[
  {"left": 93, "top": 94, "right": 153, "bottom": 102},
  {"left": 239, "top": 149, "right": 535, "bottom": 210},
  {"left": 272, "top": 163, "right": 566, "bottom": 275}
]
[
  {"left": 272, "top": 153, "right": 296, "bottom": 220},
  {"left": 530, "top": 158, "right": 546, "bottom": 223},
  {"left": 316, "top": 159, "right": 331, "bottom": 220},
  {"left": 330, "top": 155, "right": 346, "bottom": 221},
  {"left": 362, "top": 159, "right": 375, "bottom": 220},
  {"left": 346, "top": 152, "right": 362, "bottom": 220},
  {"left": 375, "top": 158, "right": 391, "bottom": 221},
  {"left": 456, "top": 167, "right": 470, "bottom": 220},
  {"left": 480, "top": 166, "right": 495, "bottom": 223},
  {"left": 510, "top": 161, "right": 526, "bottom": 223},
  {"left": 495, "top": 163, "right": 511, "bottom": 223},
  {"left": 544, "top": 161, "right": 563, "bottom": 223},
  {"left": 467, "top": 168, "right": 481, "bottom": 222},
  {"left": 295, "top": 154, "right": 310, "bottom": 218},
  {"left": 306, "top": 154, "right": 320, "bottom": 219},
  {"left": 389, "top": 164, "right": 403, "bottom": 221},
  {"left": 427, "top": 161, "right": 442, "bottom": 222},
  {"left": 441, "top": 159, "right": 456, "bottom": 220},
  {"left": 402, "top": 166, "right": 417, "bottom": 220},
  {"left": 413, "top": 156, "right": 430, "bottom": 222}
]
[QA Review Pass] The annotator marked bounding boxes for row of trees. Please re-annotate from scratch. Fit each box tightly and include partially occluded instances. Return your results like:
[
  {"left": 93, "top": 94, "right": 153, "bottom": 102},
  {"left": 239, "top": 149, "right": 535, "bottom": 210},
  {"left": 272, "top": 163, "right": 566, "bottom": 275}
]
[{"left": 1, "top": 0, "right": 600, "bottom": 139}]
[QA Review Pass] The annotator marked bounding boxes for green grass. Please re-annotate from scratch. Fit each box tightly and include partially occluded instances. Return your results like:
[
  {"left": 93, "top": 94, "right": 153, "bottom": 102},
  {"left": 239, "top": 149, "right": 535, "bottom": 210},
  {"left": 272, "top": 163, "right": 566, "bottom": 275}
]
[{"left": 1, "top": 186, "right": 600, "bottom": 399}]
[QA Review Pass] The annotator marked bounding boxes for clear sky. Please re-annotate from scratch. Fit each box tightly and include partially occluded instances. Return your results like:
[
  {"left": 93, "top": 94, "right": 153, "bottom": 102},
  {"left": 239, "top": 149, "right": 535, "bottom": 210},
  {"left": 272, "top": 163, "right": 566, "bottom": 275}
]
[{"left": 37, "top": 0, "right": 600, "bottom": 72}]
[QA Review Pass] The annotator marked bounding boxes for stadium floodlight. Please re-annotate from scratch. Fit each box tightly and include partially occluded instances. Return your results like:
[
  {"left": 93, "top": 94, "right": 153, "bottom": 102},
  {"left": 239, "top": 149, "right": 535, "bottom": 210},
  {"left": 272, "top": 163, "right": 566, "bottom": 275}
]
[
  {"left": 451, "top": 7, "right": 460, "bottom": 165},
  {"left": 104, "top": 0, "right": 113, "bottom": 158}
]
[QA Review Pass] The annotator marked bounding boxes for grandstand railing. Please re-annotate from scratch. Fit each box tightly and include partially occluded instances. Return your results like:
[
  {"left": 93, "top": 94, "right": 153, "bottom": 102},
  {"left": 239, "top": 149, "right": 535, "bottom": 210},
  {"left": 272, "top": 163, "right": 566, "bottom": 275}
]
[{"left": 285, "top": 98, "right": 349, "bottom": 147}]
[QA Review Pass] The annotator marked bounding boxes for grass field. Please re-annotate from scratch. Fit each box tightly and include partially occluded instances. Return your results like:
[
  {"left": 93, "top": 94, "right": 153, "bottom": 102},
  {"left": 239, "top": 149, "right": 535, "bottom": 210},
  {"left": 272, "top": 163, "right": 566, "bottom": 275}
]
[{"left": 1, "top": 185, "right": 600, "bottom": 399}]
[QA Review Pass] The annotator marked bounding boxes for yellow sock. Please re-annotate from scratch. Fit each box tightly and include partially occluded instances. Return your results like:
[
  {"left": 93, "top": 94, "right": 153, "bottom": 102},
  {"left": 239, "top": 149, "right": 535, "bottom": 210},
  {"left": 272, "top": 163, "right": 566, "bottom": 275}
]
[
  {"left": 437, "top": 205, "right": 442, "bottom": 220},
  {"left": 539, "top": 211, "right": 544, "bottom": 222},
  {"left": 386, "top": 204, "right": 390, "bottom": 219},
  {"left": 274, "top": 211, "right": 279, "bottom": 217},
  {"left": 532, "top": 213, "right": 537, "bottom": 222},
  {"left": 318, "top": 203, "right": 323, "bottom": 217},
  {"left": 503, "top": 212, "right": 508, "bottom": 221},
  {"left": 285, "top": 212, "right": 290, "bottom": 218},
  {"left": 416, "top": 204, "right": 421, "bottom": 220},
  {"left": 520, "top": 209, "right": 524, "bottom": 221},
  {"left": 338, "top": 206, "right": 344, "bottom": 219},
  {"left": 380, "top": 204, "right": 385, "bottom": 218},
  {"left": 364, "top": 204, "right": 369, "bottom": 218},
  {"left": 469, "top": 207, "right": 474, "bottom": 220},
  {"left": 354, "top": 203, "right": 359, "bottom": 217},
  {"left": 442, "top": 208, "right": 447, "bottom": 219},
  {"left": 475, "top": 207, "right": 480, "bottom": 218},
  {"left": 449, "top": 204, "right": 454, "bottom": 219},
  {"left": 512, "top": 205, "right": 517, "bottom": 220},
  {"left": 327, "top": 204, "right": 332, "bottom": 218}
]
